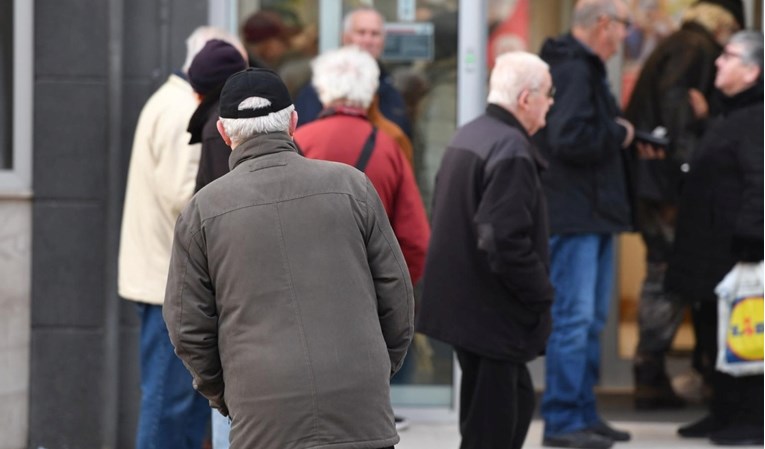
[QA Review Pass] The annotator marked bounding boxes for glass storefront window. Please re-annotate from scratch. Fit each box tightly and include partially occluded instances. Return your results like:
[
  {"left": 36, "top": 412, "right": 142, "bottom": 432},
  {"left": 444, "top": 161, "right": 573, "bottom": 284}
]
[
  {"left": 231, "top": 0, "right": 460, "bottom": 408},
  {"left": 1, "top": 0, "right": 13, "bottom": 170},
  {"left": 0, "top": 0, "right": 32, "bottom": 195}
]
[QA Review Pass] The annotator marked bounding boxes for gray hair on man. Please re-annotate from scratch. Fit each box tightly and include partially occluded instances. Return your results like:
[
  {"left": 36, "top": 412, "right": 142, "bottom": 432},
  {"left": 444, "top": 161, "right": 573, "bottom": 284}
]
[
  {"left": 312, "top": 46, "right": 380, "bottom": 110},
  {"left": 730, "top": 30, "right": 764, "bottom": 70},
  {"left": 487, "top": 51, "right": 550, "bottom": 111},
  {"left": 343, "top": 6, "right": 384, "bottom": 34},
  {"left": 183, "top": 26, "right": 247, "bottom": 73},
  {"left": 220, "top": 98, "right": 295, "bottom": 147},
  {"left": 572, "top": 0, "right": 621, "bottom": 27}
]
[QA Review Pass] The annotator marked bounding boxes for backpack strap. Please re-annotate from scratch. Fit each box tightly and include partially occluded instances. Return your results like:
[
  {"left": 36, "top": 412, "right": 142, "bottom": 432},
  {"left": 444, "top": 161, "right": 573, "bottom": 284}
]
[{"left": 354, "top": 127, "right": 377, "bottom": 172}]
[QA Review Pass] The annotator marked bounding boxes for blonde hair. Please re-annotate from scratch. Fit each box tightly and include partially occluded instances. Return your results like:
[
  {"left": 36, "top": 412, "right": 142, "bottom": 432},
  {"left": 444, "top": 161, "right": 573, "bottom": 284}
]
[{"left": 682, "top": 3, "right": 737, "bottom": 34}]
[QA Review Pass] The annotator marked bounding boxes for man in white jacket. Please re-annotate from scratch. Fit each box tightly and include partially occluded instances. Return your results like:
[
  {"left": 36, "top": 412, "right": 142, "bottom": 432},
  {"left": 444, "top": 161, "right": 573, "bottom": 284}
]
[{"left": 118, "top": 26, "right": 243, "bottom": 449}]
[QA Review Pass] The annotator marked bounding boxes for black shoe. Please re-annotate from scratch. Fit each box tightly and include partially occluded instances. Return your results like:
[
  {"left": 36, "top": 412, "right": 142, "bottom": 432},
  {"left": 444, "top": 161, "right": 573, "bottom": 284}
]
[
  {"left": 634, "top": 385, "right": 686, "bottom": 410},
  {"left": 588, "top": 420, "right": 631, "bottom": 442},
  {"left": 678, "top": 414, "right": 727, "bottom": 438},
  {"left": 710, "top": 423, "right": 764, "bottom": 446},
  {"left": 543, "top": 430, "right": 613, "bottom": 449},
  {"left": 394, "top": 415, "right": 409, "bottom": 431}
]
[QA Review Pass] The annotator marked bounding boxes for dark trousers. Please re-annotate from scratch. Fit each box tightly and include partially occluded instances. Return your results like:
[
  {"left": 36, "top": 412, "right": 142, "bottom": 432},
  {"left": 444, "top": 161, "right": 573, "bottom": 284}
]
[
  {"left": 455, "top": 348, "right": 535, "bottom": 449},
  {"left": 634, "top": 201, "right": 686, "bottom": 387},
  {"left": 693, "top": 300, "right": 764, "bottom": 424}
]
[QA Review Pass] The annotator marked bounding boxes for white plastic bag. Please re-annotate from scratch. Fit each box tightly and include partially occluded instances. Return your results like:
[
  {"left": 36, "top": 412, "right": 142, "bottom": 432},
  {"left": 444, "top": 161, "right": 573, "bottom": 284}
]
[{"left": 714, "top": 261, "right": 764, "bottom": 376}]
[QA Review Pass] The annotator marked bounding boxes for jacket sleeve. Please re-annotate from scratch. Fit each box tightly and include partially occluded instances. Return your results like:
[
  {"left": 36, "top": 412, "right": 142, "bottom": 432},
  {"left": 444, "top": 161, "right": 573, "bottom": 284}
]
[
  {"left": 163, "top": 209, "right": 227, "bottom": 415},
  {"left": 474, "top": 155, "right": 554, "bottom": 311},
  {"left": 363, "top": 178, "right": 415, "bottom": 377},
  {"left": 390, "top": 153, "right": 431, "bottom": 284},
  {"left": 732, "top": 134, "right": 764, "bottom": 261},
  {"left": 546, "top": 60, "right": 626, "bottom": 165},
  {"left": 148, "top": 101, "right": 201, "bottom": 217}
]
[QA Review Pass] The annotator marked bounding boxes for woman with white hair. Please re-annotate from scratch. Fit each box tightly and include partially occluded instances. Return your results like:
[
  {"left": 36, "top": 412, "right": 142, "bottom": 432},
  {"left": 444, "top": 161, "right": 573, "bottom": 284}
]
[{"left": 294, "top": 45, "right": 430, "bottom": 309}]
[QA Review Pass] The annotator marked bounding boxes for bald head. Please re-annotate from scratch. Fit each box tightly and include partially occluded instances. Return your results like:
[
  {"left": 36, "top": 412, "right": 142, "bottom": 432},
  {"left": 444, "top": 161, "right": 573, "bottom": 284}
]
[{"left": 342, "top": 7, "right": 386, "bottom": 59}]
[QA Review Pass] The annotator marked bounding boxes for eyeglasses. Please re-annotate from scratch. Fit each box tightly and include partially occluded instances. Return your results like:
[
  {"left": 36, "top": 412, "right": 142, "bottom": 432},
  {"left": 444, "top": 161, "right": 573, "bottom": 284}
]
[
  {"left": 720, "top": 49, "right": 746, "bottom": 61},
  {"left": 609, "top": 15, "right": 632, "bottom": 28},
  {"left": 535, "top": 85, "right": 556, "bottom": 99}
]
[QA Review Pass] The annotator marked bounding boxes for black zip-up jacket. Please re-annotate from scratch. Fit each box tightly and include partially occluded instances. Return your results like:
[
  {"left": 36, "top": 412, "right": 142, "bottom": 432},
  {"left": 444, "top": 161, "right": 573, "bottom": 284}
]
[
  {"left": 416, "top": 104, "right": 554, "bottom": 362},
  {"left": 534, "top": 33, "right": 633, "bottom": 234}
]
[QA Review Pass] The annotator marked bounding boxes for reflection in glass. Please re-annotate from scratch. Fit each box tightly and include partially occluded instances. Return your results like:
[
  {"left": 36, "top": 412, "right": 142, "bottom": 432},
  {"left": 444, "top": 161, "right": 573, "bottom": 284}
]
[{"left": 1, "top": 0, "right": 12, "bottom": 170}]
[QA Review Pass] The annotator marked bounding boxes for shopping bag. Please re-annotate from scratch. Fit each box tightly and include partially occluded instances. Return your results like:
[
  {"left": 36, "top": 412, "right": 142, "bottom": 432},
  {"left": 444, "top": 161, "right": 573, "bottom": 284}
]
[{"left": 715, "top": 261, "right": 764, "bottom": 376}]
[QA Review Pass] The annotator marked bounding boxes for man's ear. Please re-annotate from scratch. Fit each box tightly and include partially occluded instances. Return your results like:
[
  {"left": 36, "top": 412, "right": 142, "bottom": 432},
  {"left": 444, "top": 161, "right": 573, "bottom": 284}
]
[
  {"left": 517, "top": 89, "right": 530, "bottom": 110},
  {"left": 288, "top": 110, "right": 299, "bottom": 137},
  {"left": 743, "top": 66, "right": 762, "bottom": 86},
  {"left": 216, "top": 119, "right": 233, "bottom": 148}
]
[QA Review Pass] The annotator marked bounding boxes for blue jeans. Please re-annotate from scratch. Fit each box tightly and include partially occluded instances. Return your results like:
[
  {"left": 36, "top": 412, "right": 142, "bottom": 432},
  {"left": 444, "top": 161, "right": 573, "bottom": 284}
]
[
  {"left": 541, "top": 234, "right": 614, "bottom": 436},
  {"left": 212, "top": 410, "right": 231, "bottom": 449},
  {"left": 135, "top": 303, "right": 210, "bottom": 449}
]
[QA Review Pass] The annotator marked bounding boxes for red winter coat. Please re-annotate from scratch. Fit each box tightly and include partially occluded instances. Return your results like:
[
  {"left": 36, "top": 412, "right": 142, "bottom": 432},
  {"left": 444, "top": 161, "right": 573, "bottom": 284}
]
[{"left": 294, "top": 110, "right": 430, "bottom": 283}]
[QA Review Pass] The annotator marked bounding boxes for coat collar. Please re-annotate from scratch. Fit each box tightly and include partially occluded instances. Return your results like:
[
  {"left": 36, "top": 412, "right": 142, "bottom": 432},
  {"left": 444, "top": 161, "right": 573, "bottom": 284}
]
[
  {"left": 486, "top": 103, "right": 548, "bottom": 170},
  {"left": 229, "top": 131, "right": 300, "bottom": 171},
  {"left": 722, "top": 82, "right": 764, "bottom": 114}
]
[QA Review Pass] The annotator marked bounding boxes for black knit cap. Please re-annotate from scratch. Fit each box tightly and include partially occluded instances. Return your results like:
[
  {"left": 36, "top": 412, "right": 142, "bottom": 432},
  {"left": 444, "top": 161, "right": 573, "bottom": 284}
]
[
  {"left": 187, "top": 39, "right": 247, "bottom": 95},
  {"left": 696, "top": 0, "right": 745, "bottom": 28},
  {"left": 219, "top": 68, "right": 293, "bottom": 119}
]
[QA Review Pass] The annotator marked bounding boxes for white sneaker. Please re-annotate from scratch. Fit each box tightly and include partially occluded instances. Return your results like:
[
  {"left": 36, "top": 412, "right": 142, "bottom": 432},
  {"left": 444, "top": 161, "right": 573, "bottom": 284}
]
[{"left": 394, "top": 415, "right": 410, "bottom": 431}]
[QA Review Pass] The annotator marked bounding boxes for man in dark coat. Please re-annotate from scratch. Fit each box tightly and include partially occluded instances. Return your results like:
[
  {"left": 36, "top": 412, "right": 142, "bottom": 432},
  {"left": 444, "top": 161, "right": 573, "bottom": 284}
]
[
  {"left": 534, "top": 1, "right": 634, "bottom": 447},
  {"left": 293, "top": 6, "right": 411, "bottom": 138},
  {"left": 417, "top": 51, "right": 554, "bottom": 449},
  {"left": 665, "top": 30, "right": 763, "bottom": 446},
  {"left": 164, "top": 68, "right": 414, "bottom": 449},
  {"left": 624, "top": 0, "right": 743, "bottom": 410}
]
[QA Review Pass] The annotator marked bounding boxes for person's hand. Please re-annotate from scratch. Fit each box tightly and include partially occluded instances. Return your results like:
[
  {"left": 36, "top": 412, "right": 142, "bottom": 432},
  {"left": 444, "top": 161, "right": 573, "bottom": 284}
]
[
  {"left": 615, "top": 117, "right": 634, "bottom": 148},
  {"left": 636, "top": 141, "right": 666, "bottom": 159},
  {"left": 688, "top": 88, "right": 709, "bottom": 120}
]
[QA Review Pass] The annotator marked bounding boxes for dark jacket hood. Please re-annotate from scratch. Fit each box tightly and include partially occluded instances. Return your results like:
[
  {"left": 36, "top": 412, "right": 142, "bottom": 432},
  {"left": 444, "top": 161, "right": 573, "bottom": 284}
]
[{"left": 539, "top": 33, "right": 604, "bottom": 74}]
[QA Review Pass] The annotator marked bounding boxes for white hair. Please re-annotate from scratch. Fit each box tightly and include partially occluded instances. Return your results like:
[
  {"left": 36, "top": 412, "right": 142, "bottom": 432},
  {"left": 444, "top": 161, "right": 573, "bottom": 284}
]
[
  {"left": 183, "top": 26, "right": 247, "bottom": 74},
  {"left": 311, "top": 46, "right": 380, "bottom": 109},
  {"left": 220, "top": 97, "right": 295, "bottom": 146},
  {"left": 487, "top": 52, "right": 550, "bottom": 110}
]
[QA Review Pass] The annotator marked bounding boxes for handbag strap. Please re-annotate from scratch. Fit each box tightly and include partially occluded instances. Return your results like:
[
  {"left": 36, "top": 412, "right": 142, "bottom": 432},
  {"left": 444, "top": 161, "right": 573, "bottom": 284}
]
[{"left": 354, "top": 127, "right": 377, "bottom": 173}]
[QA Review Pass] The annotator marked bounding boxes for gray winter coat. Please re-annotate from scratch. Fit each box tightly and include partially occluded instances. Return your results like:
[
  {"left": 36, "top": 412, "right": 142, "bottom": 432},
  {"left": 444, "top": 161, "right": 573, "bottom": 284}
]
[{"left": 163, "top": 132, "right": 414, "bottom": 449}]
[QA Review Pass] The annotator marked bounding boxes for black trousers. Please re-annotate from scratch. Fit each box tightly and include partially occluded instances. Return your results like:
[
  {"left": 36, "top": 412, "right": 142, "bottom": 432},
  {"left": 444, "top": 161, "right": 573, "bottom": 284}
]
[
  {"left": 693, "top": 300, "right": 764, "bottom": 424},
  {"left": 455, "top": 348, "right": 535, "bottom": 449}
]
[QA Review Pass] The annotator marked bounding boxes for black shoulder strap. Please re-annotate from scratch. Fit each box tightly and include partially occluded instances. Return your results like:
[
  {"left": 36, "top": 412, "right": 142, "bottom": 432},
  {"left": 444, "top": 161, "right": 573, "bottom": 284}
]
[{"left": 354, "top": 127, "right": 377, "bottom": 173}]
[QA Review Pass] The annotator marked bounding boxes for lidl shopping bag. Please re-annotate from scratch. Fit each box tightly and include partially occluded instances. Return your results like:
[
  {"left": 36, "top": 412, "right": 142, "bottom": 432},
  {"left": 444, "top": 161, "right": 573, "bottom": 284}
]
[{"left": 715, "top": 261, "right": 764, "bottom": 376}]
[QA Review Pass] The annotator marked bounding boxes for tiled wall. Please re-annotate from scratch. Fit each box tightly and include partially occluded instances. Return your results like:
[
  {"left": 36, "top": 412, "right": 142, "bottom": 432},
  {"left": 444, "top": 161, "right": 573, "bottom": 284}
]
[{"left": 0, "top": 200, "right": 31, "bottom": 449}]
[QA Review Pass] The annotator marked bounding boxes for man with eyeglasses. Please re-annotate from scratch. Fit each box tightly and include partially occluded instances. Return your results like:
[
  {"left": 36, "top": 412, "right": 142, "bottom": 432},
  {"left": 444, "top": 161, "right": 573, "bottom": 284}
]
[
  {"left": 534, "top": 0, "right": 634, "bottom": 447},
  {"left": 417, "top": 51, "right": 555, "bottom": 449},
  {"left": 665, "top": 30, "right": 763, "bottom": 446}
]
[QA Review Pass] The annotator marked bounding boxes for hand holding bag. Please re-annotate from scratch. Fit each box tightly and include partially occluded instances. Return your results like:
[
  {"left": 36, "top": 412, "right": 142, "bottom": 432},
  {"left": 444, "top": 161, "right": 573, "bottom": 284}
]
[{"left": 715, "top": 261, "right": 764, "bottom": 376}]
